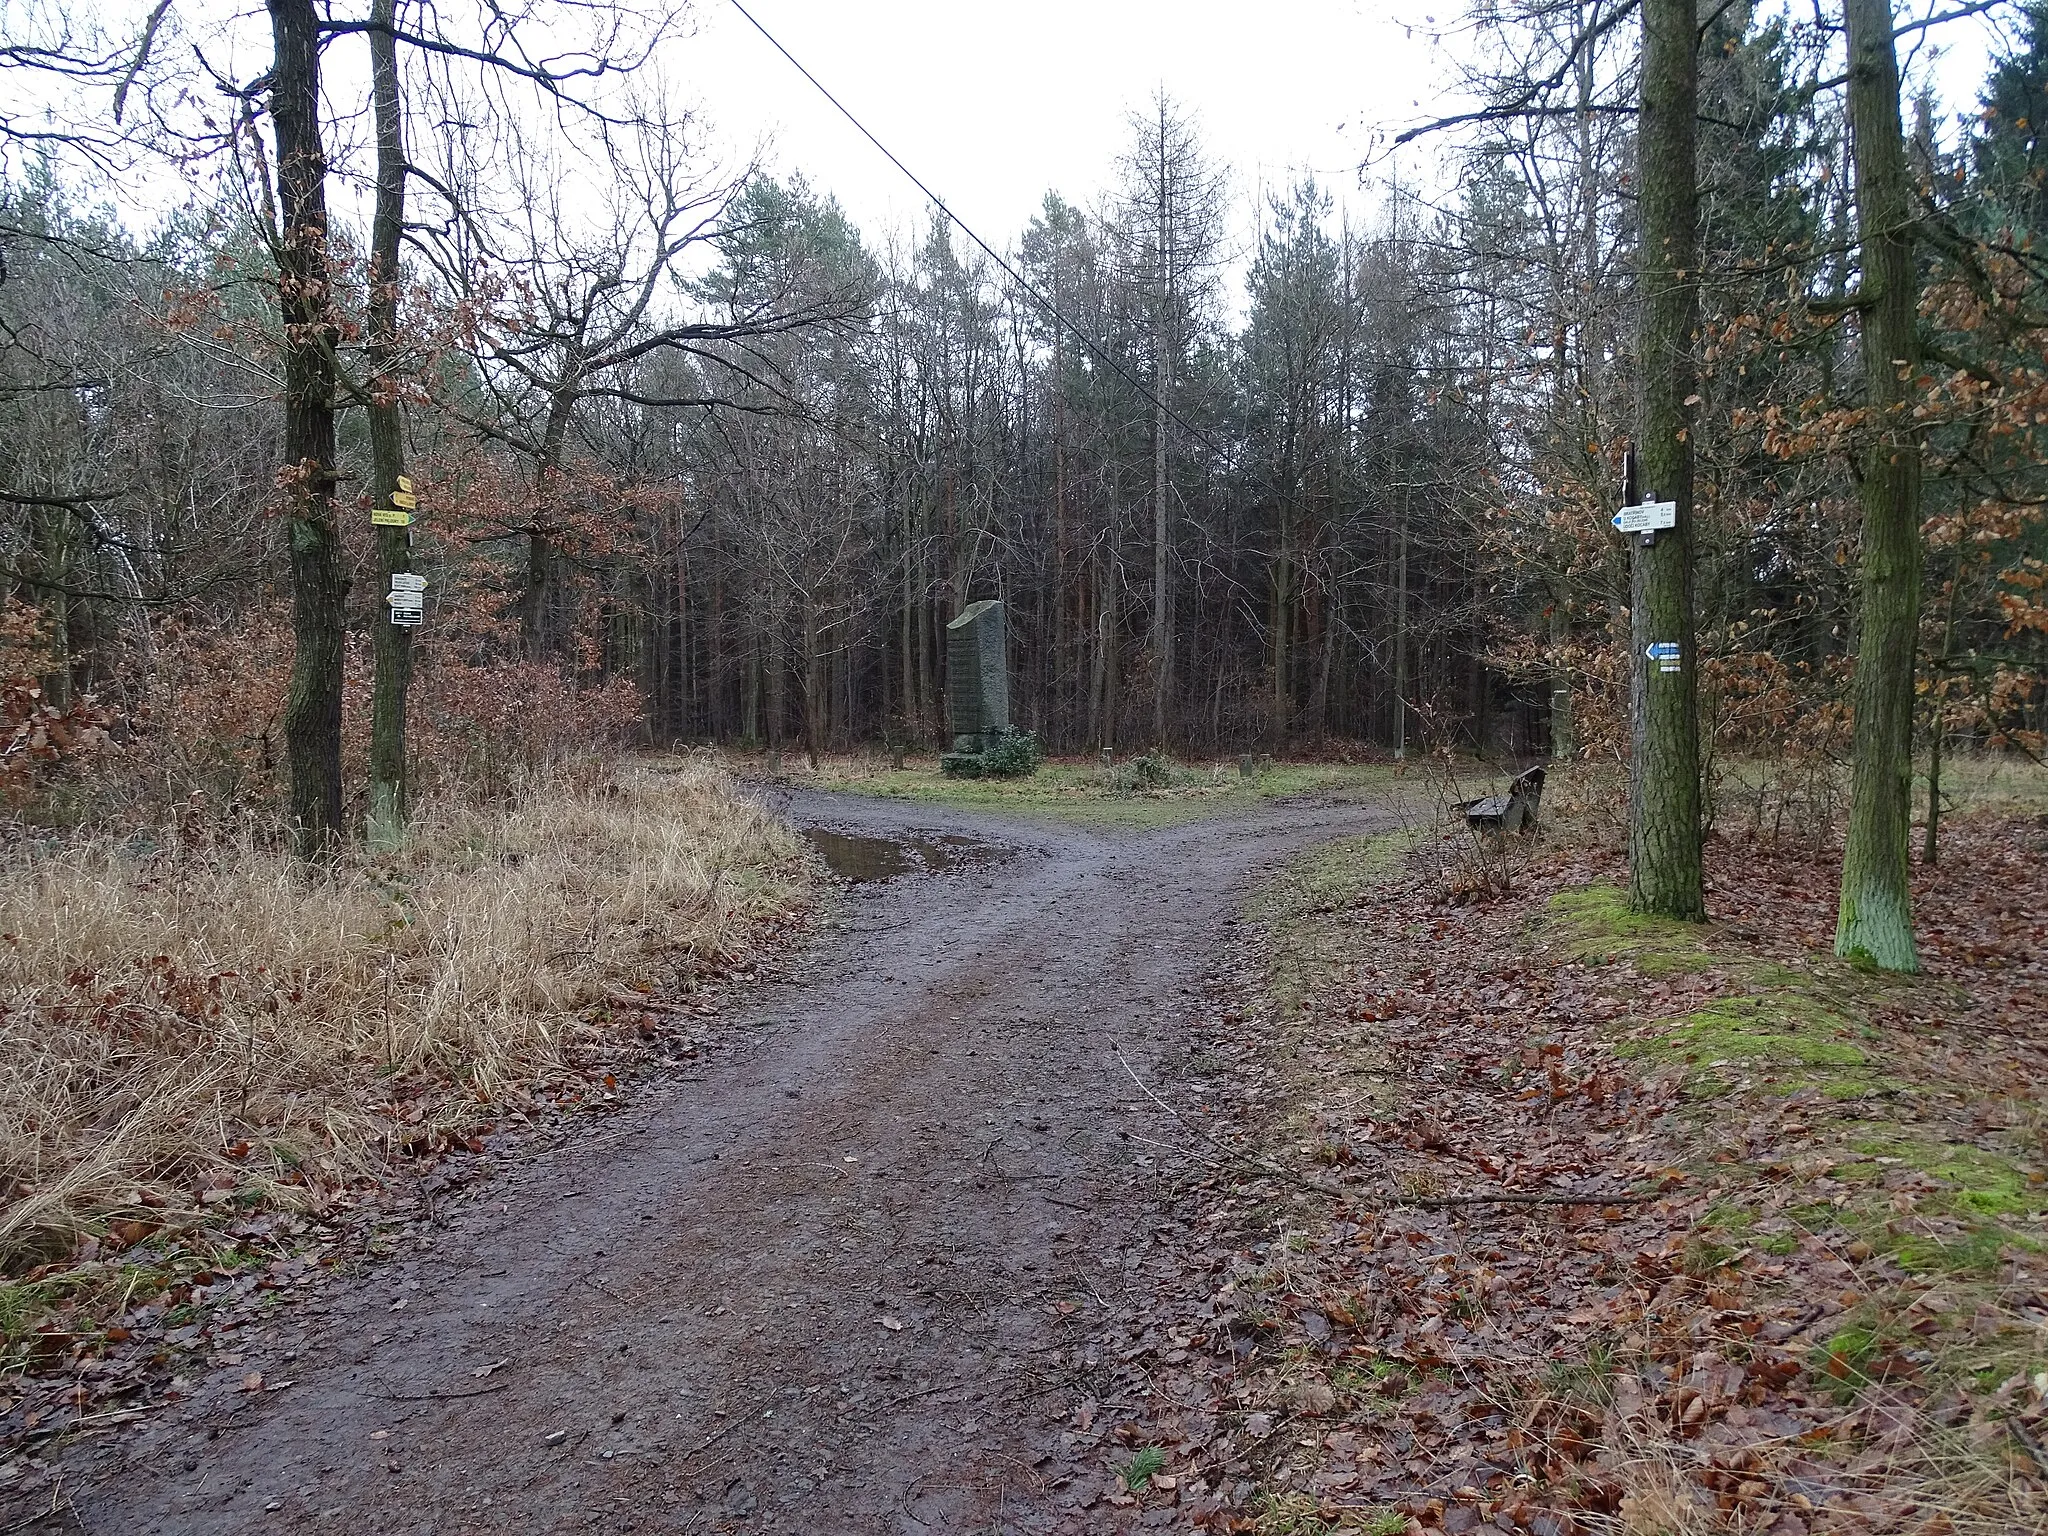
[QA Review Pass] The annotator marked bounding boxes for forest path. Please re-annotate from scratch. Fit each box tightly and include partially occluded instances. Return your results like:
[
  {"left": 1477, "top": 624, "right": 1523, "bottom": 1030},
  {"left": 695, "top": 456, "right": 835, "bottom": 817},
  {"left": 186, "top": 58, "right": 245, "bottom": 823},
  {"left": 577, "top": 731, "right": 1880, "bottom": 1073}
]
[{"left": 51, "top": 788, "right": 1394, "bottom": 1536}]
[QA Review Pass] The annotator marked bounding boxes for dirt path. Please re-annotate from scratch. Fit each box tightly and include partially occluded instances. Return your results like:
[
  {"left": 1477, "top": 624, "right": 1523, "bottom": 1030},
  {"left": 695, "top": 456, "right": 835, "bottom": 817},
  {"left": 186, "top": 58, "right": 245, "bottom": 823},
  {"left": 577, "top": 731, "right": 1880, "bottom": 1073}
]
[{"left": 37, "top": 789, "right": 1391, "bottom": 1536}]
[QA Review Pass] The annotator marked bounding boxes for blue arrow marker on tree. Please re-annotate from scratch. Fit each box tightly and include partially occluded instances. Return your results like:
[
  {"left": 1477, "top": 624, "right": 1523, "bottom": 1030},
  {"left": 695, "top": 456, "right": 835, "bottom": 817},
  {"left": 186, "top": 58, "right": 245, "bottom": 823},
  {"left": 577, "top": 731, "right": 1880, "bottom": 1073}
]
[{"left": 1645, "top": 642, "right": 1681, "bottom": 662}]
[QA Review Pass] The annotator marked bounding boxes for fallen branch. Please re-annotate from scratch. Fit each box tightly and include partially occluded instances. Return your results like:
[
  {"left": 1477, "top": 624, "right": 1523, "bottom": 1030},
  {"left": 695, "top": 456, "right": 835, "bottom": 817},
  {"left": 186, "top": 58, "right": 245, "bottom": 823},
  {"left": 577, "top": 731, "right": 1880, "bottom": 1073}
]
[
  {"left": 366, "top": 1376, "right": 511, "bottom": 1402},
  {"left": 1402, "top": 1190, "right": 1662, "bottom": 1208},
  {"left": 1108, "top": 1038, "right": 1665, "bottom": 1213},
  {"left": 1108, "top": 1038, "right": 1353, "bottom": 1200}
]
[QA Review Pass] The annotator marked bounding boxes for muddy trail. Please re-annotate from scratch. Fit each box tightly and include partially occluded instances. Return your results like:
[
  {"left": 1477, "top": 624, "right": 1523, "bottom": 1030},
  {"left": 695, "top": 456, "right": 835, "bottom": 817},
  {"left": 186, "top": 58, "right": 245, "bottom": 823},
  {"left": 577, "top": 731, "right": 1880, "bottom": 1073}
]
[{"left": 25, "top": 789, "right": 1392, "bottom": 1536}]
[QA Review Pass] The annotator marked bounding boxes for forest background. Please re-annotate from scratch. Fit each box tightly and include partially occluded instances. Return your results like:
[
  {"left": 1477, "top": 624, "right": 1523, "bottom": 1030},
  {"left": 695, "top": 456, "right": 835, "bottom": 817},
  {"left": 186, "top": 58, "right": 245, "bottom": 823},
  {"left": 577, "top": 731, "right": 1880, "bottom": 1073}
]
[{"left": 0, "top": 0, "right": 2044, "bottom": 826}]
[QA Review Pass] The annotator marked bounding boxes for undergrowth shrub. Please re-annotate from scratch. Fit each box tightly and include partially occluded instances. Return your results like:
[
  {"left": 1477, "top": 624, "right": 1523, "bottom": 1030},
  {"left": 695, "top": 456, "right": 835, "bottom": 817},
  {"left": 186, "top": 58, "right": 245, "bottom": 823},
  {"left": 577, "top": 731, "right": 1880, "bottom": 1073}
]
[
  {"left": 0, "top": 598, "right": 111, "bottom": 808},
  {"left": 940, "top": 726, "right": 1041, "bottom": 778},
  {"left": 0, "top": 758, "right": 808, "bottom": 1268},
  {"left": 1098, "top": 750, "right": 1179, "bottom": 794},
  {"left": 91, "top": 606, "right": 648, "bottom": 828}
]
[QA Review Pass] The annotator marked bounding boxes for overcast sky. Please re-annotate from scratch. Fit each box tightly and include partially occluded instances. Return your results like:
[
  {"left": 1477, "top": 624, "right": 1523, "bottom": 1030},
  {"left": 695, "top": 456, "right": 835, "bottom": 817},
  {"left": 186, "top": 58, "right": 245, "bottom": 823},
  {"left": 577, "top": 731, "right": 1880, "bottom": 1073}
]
[
  {"left": 680, "top": 0, "right": 1446, "bottom": 253},
  {"left": 674, "top": 0, "right": 2009, "bottom": 264}
]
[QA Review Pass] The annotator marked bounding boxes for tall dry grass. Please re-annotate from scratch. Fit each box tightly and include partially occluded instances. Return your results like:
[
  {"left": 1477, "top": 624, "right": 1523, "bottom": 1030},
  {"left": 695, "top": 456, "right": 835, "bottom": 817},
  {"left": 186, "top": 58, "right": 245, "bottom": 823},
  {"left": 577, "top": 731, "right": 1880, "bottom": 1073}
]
[{"left": 0, "top": 757, "right": 810, "bottom": 1267}]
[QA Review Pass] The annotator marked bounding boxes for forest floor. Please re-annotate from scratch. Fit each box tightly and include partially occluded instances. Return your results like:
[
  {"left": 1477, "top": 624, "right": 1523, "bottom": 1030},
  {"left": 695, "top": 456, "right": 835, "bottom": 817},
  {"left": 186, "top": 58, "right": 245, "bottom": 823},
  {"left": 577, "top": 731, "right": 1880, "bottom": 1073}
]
[
  {"left": 3, "top": 764, "right": 2043, "bottom": 1536},
  {"left": 1077, "top": 771, "right": 2048, "bottom": 1535}
]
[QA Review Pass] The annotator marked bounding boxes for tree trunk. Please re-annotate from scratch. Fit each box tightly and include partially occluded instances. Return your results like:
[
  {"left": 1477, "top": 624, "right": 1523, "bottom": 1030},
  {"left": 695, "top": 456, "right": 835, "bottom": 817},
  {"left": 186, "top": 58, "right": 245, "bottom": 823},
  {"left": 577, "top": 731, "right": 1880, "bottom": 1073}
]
[
  {"left": 1392, "top": 492, "right": 1409, "bottom": 759},
  {"left": 1150, "top": 109, "right": 1175, "bottom": 749},
  {"left": 1835, "top": 0, "right": 1923, "bottom": 971},
  {"left": 365, "top": 0, "right": 413, "bottom": 852},
  {"left": 1152, "top": 370, "right": 1171, "bottom": 746},
  {"left": 802, "top": 598, "right": 824, "bottom": 768},
  {"left": 1627, "top": 0, "right": 1705, "bottom": 920},
  {"left": 269, "top": 0, "right": 347, "bottom": 855}
]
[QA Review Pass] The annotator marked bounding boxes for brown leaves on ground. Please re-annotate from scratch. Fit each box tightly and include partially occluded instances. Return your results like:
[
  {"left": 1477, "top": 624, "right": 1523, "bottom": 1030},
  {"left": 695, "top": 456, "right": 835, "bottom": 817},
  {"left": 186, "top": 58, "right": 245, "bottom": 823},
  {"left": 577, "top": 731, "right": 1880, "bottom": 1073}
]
[{"left": 1061, "top": 812, "right": 2048, "bottom": 1534}]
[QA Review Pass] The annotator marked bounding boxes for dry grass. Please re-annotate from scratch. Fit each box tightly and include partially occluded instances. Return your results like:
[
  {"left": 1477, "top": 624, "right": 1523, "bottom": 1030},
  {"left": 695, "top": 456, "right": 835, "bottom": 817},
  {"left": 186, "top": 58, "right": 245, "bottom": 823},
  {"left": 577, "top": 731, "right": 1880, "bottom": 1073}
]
[{"left": 0, "top": 756, "right": 811, "bottom": 1268}]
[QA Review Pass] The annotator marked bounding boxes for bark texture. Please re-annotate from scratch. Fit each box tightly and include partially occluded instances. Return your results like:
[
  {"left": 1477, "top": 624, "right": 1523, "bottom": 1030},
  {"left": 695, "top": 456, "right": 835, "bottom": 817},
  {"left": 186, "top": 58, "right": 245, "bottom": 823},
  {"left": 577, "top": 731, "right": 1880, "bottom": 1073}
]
[
  {"left": 1628, "top": 0, "right": 1705, "bottom": 920},
  {"left": 1836, "top": 0, "right": 1923, "bottom": 971},
  {"left": 270, "top": 0, "right": 347, "bottom": 855},
  {"left": 366, "top": 0, "right": 413, "bottom": 852}
]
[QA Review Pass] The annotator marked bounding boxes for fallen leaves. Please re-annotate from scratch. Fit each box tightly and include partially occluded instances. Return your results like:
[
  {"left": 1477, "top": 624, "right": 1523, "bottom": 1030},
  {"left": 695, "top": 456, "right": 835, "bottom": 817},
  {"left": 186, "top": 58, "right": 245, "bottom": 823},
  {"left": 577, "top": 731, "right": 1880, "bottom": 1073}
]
[{"left": 1060, "top": 813, "right": 2048, "bottom": 1533}]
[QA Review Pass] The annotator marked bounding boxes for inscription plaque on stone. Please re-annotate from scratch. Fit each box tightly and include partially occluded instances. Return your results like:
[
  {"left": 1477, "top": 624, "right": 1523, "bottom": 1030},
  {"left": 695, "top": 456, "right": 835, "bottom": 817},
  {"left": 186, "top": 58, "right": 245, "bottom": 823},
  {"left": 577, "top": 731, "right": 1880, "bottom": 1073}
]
[{"left": 946, "top": 600, "right": 1010, "bottom": 749}]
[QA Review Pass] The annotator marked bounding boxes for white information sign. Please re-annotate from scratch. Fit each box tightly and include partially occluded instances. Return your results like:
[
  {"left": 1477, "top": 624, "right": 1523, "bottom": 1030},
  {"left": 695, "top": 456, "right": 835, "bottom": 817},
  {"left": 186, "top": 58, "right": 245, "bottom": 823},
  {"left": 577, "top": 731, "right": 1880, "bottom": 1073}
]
[{"left": 1612, "top": 500, "right": 1677, "bottom": 534}]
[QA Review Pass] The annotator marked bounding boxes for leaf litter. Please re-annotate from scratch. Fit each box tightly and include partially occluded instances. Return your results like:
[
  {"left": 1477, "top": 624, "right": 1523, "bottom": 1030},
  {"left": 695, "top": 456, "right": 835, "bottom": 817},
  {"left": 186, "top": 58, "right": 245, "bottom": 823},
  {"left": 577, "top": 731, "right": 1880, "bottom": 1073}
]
[{"left": 1053, "top": 814, "right": 2048, "bottom": 1534}]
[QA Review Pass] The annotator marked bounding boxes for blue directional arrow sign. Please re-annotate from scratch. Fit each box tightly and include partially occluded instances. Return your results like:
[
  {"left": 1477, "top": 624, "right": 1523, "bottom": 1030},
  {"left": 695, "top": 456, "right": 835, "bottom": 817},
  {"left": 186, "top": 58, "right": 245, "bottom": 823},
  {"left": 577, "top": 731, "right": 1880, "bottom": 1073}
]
[
  {"left": 1645, "top": 642, "right": 1681, "bottom": 661},
  {"left": 1612, "top": 500, "right": 1677, "bottom": 534}
]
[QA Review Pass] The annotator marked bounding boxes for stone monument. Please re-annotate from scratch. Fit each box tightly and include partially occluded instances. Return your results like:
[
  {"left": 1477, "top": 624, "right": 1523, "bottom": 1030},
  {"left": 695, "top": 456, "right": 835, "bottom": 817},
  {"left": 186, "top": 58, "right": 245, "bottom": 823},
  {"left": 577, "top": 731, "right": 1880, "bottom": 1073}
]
[{"left": 946, "top": 599, "right": 1009, "bottom": 751}]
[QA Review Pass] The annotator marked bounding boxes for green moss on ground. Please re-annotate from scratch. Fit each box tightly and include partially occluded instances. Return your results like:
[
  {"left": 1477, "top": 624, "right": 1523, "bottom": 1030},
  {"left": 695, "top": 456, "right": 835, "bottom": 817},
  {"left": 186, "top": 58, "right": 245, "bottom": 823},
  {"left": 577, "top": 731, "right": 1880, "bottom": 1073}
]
[
  {"left": 1617, "top": 993, "right": 1875, "bottom": 1097},
  {"left": 1249, "top": 830, "right": 1419, "bottom": 1013},
  {"left": 1545, "top": 884, "right": 1719, "bottom": 975},
  {"left": 1542, "top": 861, "right": 2048, "bottom": 1397}
]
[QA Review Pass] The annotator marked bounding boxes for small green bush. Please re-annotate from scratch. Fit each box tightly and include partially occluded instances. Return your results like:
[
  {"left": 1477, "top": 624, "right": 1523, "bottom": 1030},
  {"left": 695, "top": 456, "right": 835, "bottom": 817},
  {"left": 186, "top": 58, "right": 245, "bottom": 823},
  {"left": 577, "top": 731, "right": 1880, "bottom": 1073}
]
[
  {"left": 981, "top": 727, "right": 1042, "bottom": 776},
  {"left": 1107, "top": 750, "right": 1176, "bottom": 793},
  {"left": 940, "top": 726, "right": 1041, "bottom": 779}
]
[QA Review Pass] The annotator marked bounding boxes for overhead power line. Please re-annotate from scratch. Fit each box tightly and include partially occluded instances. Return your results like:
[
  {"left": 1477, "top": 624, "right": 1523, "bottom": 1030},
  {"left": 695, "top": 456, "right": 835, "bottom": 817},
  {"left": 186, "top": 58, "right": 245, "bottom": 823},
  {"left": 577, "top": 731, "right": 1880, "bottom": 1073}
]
[{"left": 722, "top": 0, "right": 1226, "bottom": 458}]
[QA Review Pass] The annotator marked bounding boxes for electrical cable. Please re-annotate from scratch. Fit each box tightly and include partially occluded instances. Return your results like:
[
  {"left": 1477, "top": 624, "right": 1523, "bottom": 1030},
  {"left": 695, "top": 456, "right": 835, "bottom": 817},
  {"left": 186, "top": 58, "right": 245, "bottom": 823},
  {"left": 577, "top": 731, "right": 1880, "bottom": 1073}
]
[{"left": 722, "top": 0, "right": 1229, "bottom": 459}]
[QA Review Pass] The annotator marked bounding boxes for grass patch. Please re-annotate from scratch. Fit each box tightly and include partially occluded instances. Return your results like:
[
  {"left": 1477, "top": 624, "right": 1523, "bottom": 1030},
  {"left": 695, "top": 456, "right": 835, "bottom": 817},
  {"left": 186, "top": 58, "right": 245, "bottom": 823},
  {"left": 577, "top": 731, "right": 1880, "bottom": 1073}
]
[
  {"left": 1249, "top": 830, "right": 1418, "bottom": 1014},
  {"left": 0, "top": 760, "right": 810, "bottom": 1270},
  {"left": 789, "top": 754, "right": 1409, "bottom": 829},
  {"left": 1120, "top": 1445, "right": 1167, "bottom": 1491}
]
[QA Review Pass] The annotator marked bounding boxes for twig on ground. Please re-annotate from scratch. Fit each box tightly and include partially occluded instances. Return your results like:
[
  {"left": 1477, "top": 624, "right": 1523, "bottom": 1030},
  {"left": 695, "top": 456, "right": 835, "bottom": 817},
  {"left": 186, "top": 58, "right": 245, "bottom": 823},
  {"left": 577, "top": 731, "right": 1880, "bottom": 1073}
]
[
  {"left": 1402, "top": 1190, "right": 1661, "bottom": 1208},
  {"left": 366, "top": 1376, "right": 510, "bottom": 1402},
  {"left": 2008, "top": 1415, "right": 2048, "bottom": 1472},
  {"left": 1110, "top": 1037, "right": 1664, "bottom": 1213},
  {"left": 883, "top": 1381, "right": 967, "bottom": 1410},
  {"left": 0, "top": 1475, "right": 82, "bottom": 1536},
  {"left": 1108, "top": 1039, "right": 1353, "bottom": 1199},
  {"left": 677, "top": 1400, "right": 772, "bottom": 1465}
]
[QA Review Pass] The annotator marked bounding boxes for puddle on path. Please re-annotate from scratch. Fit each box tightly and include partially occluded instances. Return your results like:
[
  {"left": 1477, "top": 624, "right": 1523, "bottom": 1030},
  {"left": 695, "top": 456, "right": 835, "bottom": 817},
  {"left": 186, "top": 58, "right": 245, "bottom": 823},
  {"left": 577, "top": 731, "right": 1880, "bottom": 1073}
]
[{"left": 802, "top": 828, "right": 991, "bottom": 883}]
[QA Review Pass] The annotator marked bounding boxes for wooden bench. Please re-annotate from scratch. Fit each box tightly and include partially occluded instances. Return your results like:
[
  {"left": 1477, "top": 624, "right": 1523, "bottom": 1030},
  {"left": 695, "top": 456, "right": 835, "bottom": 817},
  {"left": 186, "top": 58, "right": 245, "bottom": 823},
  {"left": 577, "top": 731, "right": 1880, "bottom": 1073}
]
[{"left": 1460, "top": 765, "right": 1546, "bottom": 834}]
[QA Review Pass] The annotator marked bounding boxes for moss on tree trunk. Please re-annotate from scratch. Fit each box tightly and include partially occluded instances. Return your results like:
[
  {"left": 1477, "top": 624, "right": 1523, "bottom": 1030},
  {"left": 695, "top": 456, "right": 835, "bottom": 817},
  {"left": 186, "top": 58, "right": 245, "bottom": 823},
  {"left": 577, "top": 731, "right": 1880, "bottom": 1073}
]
[{"left": 1837, "top": 0, "right": 1923, "bottom": 973}]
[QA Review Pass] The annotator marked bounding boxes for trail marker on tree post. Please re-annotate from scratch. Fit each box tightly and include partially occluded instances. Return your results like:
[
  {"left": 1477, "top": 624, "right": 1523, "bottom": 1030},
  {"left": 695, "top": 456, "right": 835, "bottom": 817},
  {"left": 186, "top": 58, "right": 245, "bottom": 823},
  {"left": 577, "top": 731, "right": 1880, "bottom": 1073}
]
[
  {"left": 387, "top": 571, "right": 425, "bottom": 629},
  {"left": 1612, "top": 500, "right": 1677, "bottom": 539}
]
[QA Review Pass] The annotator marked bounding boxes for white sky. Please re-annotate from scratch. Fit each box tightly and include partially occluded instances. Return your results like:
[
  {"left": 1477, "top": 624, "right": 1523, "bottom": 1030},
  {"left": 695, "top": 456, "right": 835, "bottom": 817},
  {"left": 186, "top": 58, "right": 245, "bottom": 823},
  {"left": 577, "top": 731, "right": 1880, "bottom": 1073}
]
[
  {"left": 676, "top": 0, "right": 2014, "bottom": 260},
  {"left": 679, "top": 0, "right": 1446, "bottom": 254},
  {"left": 17, "top": 0, "right": 2017, "bottom": 285}
]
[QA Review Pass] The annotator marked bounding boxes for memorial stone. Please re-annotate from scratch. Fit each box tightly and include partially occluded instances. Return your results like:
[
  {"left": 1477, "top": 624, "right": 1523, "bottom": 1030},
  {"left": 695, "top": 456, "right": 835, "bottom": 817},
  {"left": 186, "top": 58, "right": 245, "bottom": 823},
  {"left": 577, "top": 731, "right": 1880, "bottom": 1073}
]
[{"left": 946, "top": 600, "right": 1010, "bottom": 751}]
